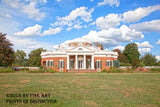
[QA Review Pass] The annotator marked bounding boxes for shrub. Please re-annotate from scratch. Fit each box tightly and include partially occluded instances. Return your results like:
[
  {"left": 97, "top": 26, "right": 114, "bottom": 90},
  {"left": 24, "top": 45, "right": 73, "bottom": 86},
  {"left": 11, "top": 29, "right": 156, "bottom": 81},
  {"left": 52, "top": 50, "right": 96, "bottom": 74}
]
[
  {"left": 107, "top": 67, "right": 126, "bottom": 73},
  {"left": 0, "top": 69, "right": 15, "bottom": 73},
  {"left": 28, "top": 69, "right": 57, "bottom": 73},
  {"left": 101, "top": 69, "right": 107, "bottom": 72},
  {"left": 47, "top": 69, "right": 57, "bottom": 73},
  {"left": 20, "top": 68, "right": 29, "bottom": 71},
  {"left": 149, "top": 68, "right": 160, "bottom": 72}
]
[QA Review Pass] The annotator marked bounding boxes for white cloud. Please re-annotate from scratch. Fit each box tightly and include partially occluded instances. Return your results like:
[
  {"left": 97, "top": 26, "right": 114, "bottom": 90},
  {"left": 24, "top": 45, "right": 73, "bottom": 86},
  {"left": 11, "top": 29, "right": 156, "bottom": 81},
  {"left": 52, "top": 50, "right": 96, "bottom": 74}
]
[
  {"left": 57, "top": 0, "right": 61, "bottom": 2},
  {"left": 136, "top": 41, "right": 153, "bottom": 48},
  {"left": 156, "top": 56, "right": 160, "bottom": 61},
  {"left": 98, "top": 0, "right": 120, "bottom": 7},
  {"left": 139, "top": 48, "right": 151, "bottom": 53},
  {"left": 14, "top": 24, "right": 42, "bottom": 37},
  {"left": 22, "top": 2, "right": 45, "bottom": 21},
  {"left": 66, "top": 20, "right": 82, "bottom": 31},
  {"left": 156, "top": 39, "right": 160, "bottom": 44},
  {"left": 130, "top": 20, "right": 160, "bottom": 32},
  {"left": 122, "top": 5, "right": 160, "bottom": 23},
  {"left": 136, "top": 41, "right": 153, "bottom": 53},
  {"left": 7, "top": 35, "right": 53, "bottom": 55},
  {"left": 42, "top": 27, "right": 62, "bottom": 36},
  {"left": 81, "top": 25, "right": 144, "bottom": 47},
  {"left": 96, "top": 14, "right": 121, "bottom": 29},
  {"left": 52, "top": 7, "right": 94, "bottom": 30},
  {"left": 113, "top": 45, "right": 124, "bottom": 51},
  {"left": 2, "top": 0, "right": 46, "bottom": 21}
]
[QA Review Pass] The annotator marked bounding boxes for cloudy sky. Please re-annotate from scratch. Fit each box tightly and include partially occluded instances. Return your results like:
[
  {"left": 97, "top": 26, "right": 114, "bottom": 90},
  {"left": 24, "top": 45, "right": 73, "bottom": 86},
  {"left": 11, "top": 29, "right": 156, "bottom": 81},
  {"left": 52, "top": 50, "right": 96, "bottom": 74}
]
[{"left": 0, "top": 0, "right": 160, "bottom": 60}]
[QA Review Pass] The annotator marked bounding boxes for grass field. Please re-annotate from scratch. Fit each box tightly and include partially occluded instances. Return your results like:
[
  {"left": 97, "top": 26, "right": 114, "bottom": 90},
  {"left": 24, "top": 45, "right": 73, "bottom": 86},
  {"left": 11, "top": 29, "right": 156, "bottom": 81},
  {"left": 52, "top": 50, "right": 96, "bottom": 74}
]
[{"left": 0, "top": 71, "right": 160, "bottom": 107}]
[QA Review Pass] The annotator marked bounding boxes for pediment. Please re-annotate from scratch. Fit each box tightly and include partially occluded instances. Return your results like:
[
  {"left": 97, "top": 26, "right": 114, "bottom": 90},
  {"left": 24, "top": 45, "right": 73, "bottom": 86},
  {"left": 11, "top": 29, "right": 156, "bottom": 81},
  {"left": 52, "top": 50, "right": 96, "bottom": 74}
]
[{"left": 67, "top": 46, "right": 94, "bottom": 52}]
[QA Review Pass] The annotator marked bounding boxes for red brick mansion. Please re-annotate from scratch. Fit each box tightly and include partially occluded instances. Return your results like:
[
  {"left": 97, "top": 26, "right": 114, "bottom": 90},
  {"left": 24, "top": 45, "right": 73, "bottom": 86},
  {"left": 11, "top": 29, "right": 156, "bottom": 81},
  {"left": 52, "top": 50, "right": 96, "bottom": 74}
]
[{"left": 41, "top": 38, "right": 119, "bottom": 72}]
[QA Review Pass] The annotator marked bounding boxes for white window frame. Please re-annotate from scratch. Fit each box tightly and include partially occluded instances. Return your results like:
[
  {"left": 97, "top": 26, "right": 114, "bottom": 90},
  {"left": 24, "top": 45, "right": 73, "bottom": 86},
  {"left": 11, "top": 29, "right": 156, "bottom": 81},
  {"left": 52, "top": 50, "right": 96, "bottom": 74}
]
[
  {"left": 59, "top": 60, "right": 64, "bottom": 69},
  {"left": 50, "top": 60, "right": 53, "bottom": 66},
  {"left": 97, "top": 60, "right": 101, "bottom": 69},
  {"left": 106, "top": 60, "right": 110, "bottom": 67}
]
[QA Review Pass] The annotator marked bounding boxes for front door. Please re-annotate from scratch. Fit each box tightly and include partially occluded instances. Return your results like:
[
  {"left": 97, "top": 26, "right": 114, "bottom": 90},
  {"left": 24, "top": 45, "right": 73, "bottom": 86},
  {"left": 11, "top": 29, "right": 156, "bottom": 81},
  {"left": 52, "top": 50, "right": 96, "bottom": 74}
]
[
  {"left": 70, "top": 60, "right": 74, "bottom": 69},
  {"left": 78, "top": 60, "right": 83, "bottom": 69}
]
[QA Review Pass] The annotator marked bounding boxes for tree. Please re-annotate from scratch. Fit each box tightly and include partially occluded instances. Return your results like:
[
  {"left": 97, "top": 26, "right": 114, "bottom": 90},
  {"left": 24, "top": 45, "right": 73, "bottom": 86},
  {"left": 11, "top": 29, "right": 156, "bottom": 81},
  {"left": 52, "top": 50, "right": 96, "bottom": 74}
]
[
  {"left": 123, "top": 43, "right": 140, "bottom": 68},
  {"left": 0, "top": 33, "right": 14, "bottom": 67},
  {"left": 28, "top": 48, "right": 46, "bottom": 67},
  {"left": 13, "top": 50, "right": 27, "bottom": 66},
  {"left": 113, "top": 49, "right": 129, "bottom": 66},
  {"left": 140, "top": 53, "right": 157, "bottom": 66}
]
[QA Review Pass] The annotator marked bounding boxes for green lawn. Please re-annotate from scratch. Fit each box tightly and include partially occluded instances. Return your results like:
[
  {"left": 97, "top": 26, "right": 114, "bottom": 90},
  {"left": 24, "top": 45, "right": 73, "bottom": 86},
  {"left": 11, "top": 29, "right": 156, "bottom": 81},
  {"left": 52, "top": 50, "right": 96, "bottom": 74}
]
[{"left": 0, "top": 72, "right": 160, "bottom": 107}]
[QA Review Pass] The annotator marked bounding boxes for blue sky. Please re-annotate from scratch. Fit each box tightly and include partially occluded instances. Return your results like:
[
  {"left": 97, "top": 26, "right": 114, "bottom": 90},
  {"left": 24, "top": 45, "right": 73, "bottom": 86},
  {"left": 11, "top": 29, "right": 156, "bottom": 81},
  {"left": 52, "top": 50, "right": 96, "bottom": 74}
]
[{"left": 0, "top": 0, "right": 160, "bottom": 60}]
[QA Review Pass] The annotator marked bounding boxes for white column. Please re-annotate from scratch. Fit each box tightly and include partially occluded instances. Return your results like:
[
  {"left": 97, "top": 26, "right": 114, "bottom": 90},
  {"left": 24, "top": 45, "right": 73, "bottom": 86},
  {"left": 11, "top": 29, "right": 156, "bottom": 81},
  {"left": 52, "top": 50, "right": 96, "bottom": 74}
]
[
  {"left": 67, "top": 55, "right": 69, "bottom": 69},
  {"left": 91, "top": 55, "right": 94, "bottom": 69},
  {"left": 46, "top": 60, "right": 48, "bottom": 66},
  {"left": 75, "top": 55, "right": 78, "bottom": 69},
  {"left": 84, "top": 55, "right": 86, "bottom": 69}
]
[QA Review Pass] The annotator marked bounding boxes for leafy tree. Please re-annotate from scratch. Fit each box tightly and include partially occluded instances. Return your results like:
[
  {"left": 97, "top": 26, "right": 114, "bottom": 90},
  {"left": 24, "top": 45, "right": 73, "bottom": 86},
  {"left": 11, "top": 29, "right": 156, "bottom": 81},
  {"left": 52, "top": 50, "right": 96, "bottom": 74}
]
[
  {"left": 28, "top": 48, "right": 46, "bottom": 67},
  {"left": 0, "top": 33, "right": 14, "bottom": 67},
  {"left": 156, "top": 61, "right": 160, "bottom": 66},
  {"left": 13, "top": 50, "right": 27, "bottom": 66},
  {"left": 113, "top": 49, "right": 129, "bottom": 66},
  {"left": 140, "top": 53, "right": 157, "bottom": 66},
  {"left": 123, "top": 43, "right": 140, "bottom": 68}
]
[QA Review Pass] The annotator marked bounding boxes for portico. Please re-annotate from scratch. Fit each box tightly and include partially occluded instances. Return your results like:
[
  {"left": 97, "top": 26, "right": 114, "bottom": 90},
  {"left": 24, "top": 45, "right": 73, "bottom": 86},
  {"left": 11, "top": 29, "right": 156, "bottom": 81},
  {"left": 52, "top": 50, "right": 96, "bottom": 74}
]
[{"left": 67, "top": 54, "right": 94, "bottom": 70}]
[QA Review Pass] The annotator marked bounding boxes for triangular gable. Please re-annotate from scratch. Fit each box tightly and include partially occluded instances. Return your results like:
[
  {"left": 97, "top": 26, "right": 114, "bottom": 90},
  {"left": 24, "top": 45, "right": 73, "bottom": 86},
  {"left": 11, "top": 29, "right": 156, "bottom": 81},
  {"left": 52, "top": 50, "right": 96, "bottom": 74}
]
[{"left": 67, "top": 46, "right": 94, "bottom": 52}]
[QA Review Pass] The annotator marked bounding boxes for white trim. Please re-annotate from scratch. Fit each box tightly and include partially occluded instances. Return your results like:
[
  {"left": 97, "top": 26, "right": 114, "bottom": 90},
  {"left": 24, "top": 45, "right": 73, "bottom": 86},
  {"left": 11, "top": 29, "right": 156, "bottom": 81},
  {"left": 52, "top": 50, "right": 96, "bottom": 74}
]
[
  {"left": 91, "top": 55, "right": 94, "bottom": 69},
  {"left": 84, "top": 55, "right": 86, "bottom": 69},
  {"left": 67, "top": 55, "right": 69, "bottom": 69}
]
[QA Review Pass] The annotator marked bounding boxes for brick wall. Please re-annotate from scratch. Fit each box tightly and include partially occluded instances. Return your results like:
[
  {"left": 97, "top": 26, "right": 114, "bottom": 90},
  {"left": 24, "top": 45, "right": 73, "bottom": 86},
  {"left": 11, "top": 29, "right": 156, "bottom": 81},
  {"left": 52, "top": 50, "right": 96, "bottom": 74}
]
[
  {"left": 94, "top": 57, "right": 115, "bottom": 72},
  {"left": 41, "top": 57, "right": 67, "bottom": 72},
  {"left": 68, "top": 43, "right": 92, "bottom": 47}
]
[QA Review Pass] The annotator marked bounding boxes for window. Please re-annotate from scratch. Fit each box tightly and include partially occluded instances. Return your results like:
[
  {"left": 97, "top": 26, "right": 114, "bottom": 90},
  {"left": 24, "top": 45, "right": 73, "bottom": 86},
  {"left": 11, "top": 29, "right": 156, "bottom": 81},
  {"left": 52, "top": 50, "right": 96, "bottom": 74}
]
[
  {"left": 59, "top": 60, "right": 64, "bottom": 69},
  {"left": 50, "top": 60, "right": 54, "bottom": 66},
  {"left": 87, "top": 59, "right": 91, "bottom": 69},
  {"left": 96, "top": 60, "right": 101, "bottom": 69},
  {"left": 106, "top": 60, "right": 110, "bottom": 67},
  {"left": 71, "top": 44, "right": 74, "bottom": 47},
  {"left": 78, "top": 48, "right": 83, "bottom": 50},
  {"left": 78, "top": 43, "right": 82, "bottom": 46},
  {"left": 46, "top": 60, "right": 49, "bottom": 66}
]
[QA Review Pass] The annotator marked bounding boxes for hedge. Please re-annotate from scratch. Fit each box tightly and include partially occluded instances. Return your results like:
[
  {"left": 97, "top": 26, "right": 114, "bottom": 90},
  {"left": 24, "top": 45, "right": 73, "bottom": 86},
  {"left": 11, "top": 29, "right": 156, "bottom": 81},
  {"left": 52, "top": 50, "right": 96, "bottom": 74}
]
[{"left": 0, "top": 69, "right": 15, "bottom": 73}]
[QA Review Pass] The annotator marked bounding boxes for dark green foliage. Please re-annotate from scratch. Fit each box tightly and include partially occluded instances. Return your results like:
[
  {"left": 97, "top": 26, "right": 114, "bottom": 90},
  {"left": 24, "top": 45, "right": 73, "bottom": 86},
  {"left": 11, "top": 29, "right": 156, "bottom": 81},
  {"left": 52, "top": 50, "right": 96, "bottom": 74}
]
[
  {"left": 140, "top": 53, "right": 157, "bottom": 66},
  {"left": 113, "top": 49, "right": 129, "bottom": 66},
  {"left": 0, "top": 69, "right": 14, "bottom": 73},
  {"left": 101, "top": 69, "right": 106, "bottom": 72},
  {"left": 107, "top": 67, "right": 126, "bottom": 73},
  {"left": 28, "top": 48, "right": 46, "bottom": 67},
  {"left": 0, "top": 33, "right": 14, "bottom": 67},
  {"left": 28, "top": 69, "right": 57, "bottom": 73},
  {"left": 13, "top": 50, "right": 27, "bottom": 66},
  {"left": 113, "top": 60, "right": 119, "bottom": 67},
  {"left": 123, "top": 43, "right": 140, "bottom": 68},
  {"left": 20, "top": 68, "right": 29, "bottom": 71},
  {"left": 149, "top": 68, "right": 160, "bottom": 72}
]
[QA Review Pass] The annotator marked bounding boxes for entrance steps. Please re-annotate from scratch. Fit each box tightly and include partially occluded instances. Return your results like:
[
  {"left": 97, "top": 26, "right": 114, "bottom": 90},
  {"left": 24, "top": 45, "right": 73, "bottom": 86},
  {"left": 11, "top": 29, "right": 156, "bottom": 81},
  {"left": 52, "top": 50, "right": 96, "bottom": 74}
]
[{"left": 67, "top": 69, "right": 96, "bottom": 73}]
